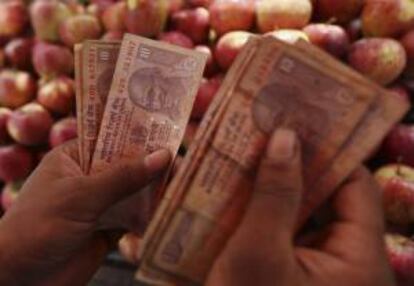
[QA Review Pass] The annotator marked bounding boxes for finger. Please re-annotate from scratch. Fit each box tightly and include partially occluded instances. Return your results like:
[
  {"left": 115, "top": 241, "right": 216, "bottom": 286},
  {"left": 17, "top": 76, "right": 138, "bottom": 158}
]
[
  {"left": 236, "top": 129, "right": 303, "bottom": 248},
  {"left": 83, "top": 149, "right": 171, "bottom": 213},
  {"left": 35, "top": 139, "right": 82, "bottom": 178},
  {"left": 118, "top": 233, "right": 141, "bottom": 264},
  {"left": 333, "top": 167, "right": 384, "bottom": 233}
]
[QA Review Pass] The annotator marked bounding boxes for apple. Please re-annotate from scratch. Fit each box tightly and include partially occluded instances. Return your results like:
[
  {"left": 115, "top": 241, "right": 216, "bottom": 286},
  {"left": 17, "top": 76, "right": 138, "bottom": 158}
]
[
  {"left": 124, "top": 0, "right": 168, "bottom": 38},
  {"left": 348, "top": 38, "right": 407, "bottom": 86},
  {"left": 362, "top": 0, "right": 414, "bottom": 38},
  {"left": 0, "top": 70, "right": 36, "bottom": 109},
  {"left": 346, "top": 19, "right": 362, "bottom": 43},
  {"left": 266, "top": 29, "right": 309, "bottom": 44},
  {"left": 0, "top": 0, "right": 28, "bottom": 39},
  {"left": 191, "top": 76, "right": 222, "bottom": 119},
  {"left": 303, "top": 24, "right": 350, "bottom": 58},
  {"left": 33, "top": 42, "right": 74, "bottom": 78},
  {"left": 49, "top": 117, "right": 77, "bottom": 148},
  {"left": 102, "top": 1, "right": 127, "bottom": 32},
  {"left": 183, "top": 121, "right": 200, "bottom": 150},
  {"left": 385, "top": 233, "right": 414, "bottom": 285},
  {"left": 189, "top": 0, "right": 213, "bottom": 7},
  {"left": 313, "top": 0, "right": 363, "bottom": 24},
  {"left": 389, "top": 85, "right": 411, "bottom": 102},
  {"left": 375, "top": 164, "right": 414, "bottom": 225},
  {"left": 401, "top": 30, "right": 414, "bottom": 79},
  {"left": 30, "top": 0, "right": 72, "bottom": 42},
  {"left": 168, "top": 0, "right": 185, "bottom": 13},
  {"left": 381, "top": 124, "right": 414, "bottom": 167},
  {"left": 7, "top": 103, "right": 53, "bottom": 146},
  {"left": 59, "top": 14, "right": 102, "bottom": 48},
  {"left": 195, "top": 45, "right": 218, "bottom": 77},
  {"left": 0, "top": 145, "right": 33, "bottom": 182},
  {"left": 171, "top": 7, "right": 210, "bottom": 44},
  {"left": 1, "top": 181, "right": 24, "bottom": 211},
  {"left": 256, "top": 0, "right": 312, "bottom": 33},
  {"left": 4, "top": 38, "right": 34, "bottom": 71},
  {"left": 37, "top": 76, "right": 75, "bottom": 115},
  {"left": 101, "top": 31, "right": 124, "bottom": 41},
  {"left": 215, "top": 31, "right": 252, "bottom": 70},
  {"left": 209, "top": 0, "right": 255, "bottom": 36},
  {"left": 0, "top": 108, "right": 12, "bottom": 145},
  {"left": 159, "top": 31, "right": 194, "bottom": 49},
  {"left": 0, "top": 49, "right": 4, "bottom": 68}
]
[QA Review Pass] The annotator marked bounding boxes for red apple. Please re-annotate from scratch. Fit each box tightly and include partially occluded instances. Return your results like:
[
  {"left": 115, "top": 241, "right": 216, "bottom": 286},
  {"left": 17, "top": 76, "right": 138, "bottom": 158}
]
[
  {"left": 0, "top": 0, "right": 28, "bottom": 39},
  {"left": 171, "top": 7, "right": 210, "bottom": 44},
  {"left": 37, "top": 76, "right": 75, "bottom": 115},
  {"left": 182, "top": 121, "right": 200, "bottom": 150},
  {"left": 381, "top": 124, "right": 414, "bottom": 167},
  {"left": 4, "top": 38, "right": 33, "bottom": 71},
  {"left": 30, "top": 0, "right": 72, "bottom": 42},
  {"left": 266, "top": 29, "right": 309, "bottom": 44},
  {"left": 0, "top": 145, "right": 33, "bottom": 181},
  {"left": 1, "top": 181, "right": 24, "bottom": 211},
  {"left": 362, "top": 0, "right": 414, "bottom": 38},
  {"left": 7, "top": 103, "right": 53, "bottom": 146},
  {"left": 346, "top": 19, "right": 363, "bottom": 43},
  {"left": 49, "top": 117, "right": 77, "bottom": 148},
  {"left": 389, "top": 85, "right": 411, "bottom": 102},
  {"left": 102, "top": 1, "right": 127, "bottom": 32},
  {"left": 159, "top": 31, "right": 194, "bottom": 49},
  {"left": 303, "top": 24, "right": 350, "bottom": 58},
  {"left": 0, "top": 70, "right": 36, "bottom": 109},
  {"left": 195, "top": 45, "right": 218, "bottom": 77},
  {"left": 0, "top": 49, "right": 4, "bottom": 68},
  {"left": 124, "top": 0, "right": 168, "bottom": 38},
  {"left": 214, "top": 31, "right": 252, "bottom": 70},
  {"left": 375, "top": 164, "right": 414, "bottom": 225},
  {"left": 313, "top": 0, "right": 363, "bottom": 24},
  {"left": 168, "top": 0, "right": 185, "bottom": 13},
  {"left": 385, "top": 234, "right": 414, "bottom": 285},
  {"left": 348, "top": 38, "right": 407, "bottom": 86},
  {"left": 401, "top": 30, "right": 414, "bottom": 78},
  {"left": 33, "top": 41, "right": 74, "bottom": 78},
  {"left": 191, "top": 76, "right": 222, "bottom": 119},
  {"left": 101, "top": 31, "right": 124, "bottom": 41},
  {"left": 0, "top": 108, "right": 12, "bottom": 145},
  {"left": 59, "top": 14, "right": 102, "bottom": 48},
  {"left": 256, "top": 0, "right": 312, "bottom": 33},
  {"left": 189, "top": 0, "right": 213, "bottom": 7},
  {"left": 209, "top": 0, "right": 255, "bottom": 35}
]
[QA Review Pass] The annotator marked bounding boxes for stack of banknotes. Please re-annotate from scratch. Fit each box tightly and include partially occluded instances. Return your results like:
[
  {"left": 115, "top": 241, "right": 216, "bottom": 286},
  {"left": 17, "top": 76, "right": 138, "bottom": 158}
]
[{"left": 75, "top": 33, "right": 409, "bottom": 285}]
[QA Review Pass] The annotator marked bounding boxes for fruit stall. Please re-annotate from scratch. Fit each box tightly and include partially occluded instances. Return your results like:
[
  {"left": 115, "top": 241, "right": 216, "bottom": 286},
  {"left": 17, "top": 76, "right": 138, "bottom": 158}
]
[{"left": 0, "top": 0, "right": 413, "bottom": 285}]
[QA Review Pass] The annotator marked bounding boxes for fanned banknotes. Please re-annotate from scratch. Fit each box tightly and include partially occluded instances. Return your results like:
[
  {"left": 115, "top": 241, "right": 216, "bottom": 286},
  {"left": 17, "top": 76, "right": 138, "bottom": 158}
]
[
  {"left": 74, "top": 33, "right": 409, "bottom": 286},
  {"left": 136, "top": 36, "right": 409, "bottom": 285}
]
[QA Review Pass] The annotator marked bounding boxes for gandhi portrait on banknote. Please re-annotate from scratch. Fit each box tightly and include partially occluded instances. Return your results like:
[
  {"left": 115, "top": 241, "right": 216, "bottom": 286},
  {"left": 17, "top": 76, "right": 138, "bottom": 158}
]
[{"left": 128, "top": 67, "right": 187, "bottom": 121}]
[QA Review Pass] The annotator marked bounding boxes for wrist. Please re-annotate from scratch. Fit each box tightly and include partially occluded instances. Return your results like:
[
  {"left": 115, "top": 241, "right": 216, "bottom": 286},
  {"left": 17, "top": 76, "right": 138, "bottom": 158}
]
[{"left": 0, "top": 219, "right": 24, "bottom": 284}]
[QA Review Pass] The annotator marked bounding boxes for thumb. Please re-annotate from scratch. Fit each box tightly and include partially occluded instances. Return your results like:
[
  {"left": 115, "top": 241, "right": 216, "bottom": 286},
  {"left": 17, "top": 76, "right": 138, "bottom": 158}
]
[
  {"left": 81, "top": 149, "right": 171, "bottom": 214},
  {"left": 240, "top": 129, "right": 303, "bottom": 246}
]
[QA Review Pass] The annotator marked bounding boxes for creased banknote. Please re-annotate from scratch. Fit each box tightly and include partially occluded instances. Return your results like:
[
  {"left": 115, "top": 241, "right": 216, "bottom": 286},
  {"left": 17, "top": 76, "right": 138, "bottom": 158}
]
[{"left": 136, "top": 37, "right": 409, "bottom": 285}]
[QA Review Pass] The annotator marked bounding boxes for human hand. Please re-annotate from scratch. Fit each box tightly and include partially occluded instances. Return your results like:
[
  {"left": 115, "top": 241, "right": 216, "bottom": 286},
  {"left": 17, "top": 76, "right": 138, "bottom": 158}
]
[
  {"left": 206, "top": 129, "right": 395, "bottom": 286},
  {"left": 0, "top": 140, "right": 170, "bottom": 286}
]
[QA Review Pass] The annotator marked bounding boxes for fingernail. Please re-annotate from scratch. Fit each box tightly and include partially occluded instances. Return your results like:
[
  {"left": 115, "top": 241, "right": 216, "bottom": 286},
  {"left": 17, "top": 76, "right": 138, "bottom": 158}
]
[
  {"left": 144, "top": 149, "right": 171, "bottom": 174},
  {"left": 267, "top": 129, "right": 297, "bottom": 161}
]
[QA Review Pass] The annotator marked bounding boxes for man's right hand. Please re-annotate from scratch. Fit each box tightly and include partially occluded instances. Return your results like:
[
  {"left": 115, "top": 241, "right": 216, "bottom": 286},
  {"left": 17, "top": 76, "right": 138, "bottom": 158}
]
[{"left": 206, "top": 129, "right": 395, "bottom": 286}]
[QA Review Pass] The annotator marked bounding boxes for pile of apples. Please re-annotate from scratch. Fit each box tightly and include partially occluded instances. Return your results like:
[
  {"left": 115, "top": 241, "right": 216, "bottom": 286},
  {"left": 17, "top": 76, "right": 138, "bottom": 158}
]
[{"left": 0, "top": 0, "right": 413, "bottom": 283}]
